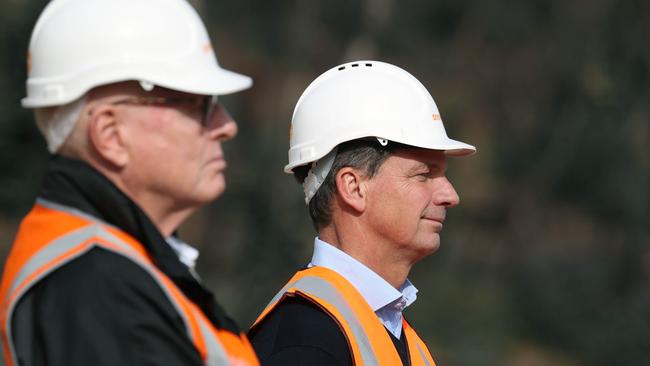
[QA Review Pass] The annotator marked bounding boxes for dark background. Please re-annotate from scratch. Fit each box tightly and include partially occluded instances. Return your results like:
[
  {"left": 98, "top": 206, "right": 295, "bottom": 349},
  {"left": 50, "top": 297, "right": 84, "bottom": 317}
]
[{"left": 1, "top": 0, "right": 648, "bottom": 365}]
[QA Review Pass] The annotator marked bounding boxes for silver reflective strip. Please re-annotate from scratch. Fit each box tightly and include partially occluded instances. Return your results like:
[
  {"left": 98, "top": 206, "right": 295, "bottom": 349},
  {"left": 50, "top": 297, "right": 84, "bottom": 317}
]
[
  {"left": 4, "top": 224, "right": 133, "bottom": 366},
  {"left": 274, "top": 276, "right": 379, "bottom": 365},
  {"left": 416, "top": 342, "right": 432, "bottom": 366},
  {"left": 263, "top": 281, "right": 294, "bottom": 311},
  {"left": 37, "top": 198, "right": 116, "bottom": 230},
  {"left": 196, "top": 315, "right": 230, "bottom": 365},
  {"left": 8, "top": 225, "right": 127, "bottom": 296}
]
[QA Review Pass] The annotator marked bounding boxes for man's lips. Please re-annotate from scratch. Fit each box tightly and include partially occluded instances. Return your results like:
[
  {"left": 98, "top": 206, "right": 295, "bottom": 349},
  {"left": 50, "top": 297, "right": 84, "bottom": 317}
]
[
  {"left": 422, "top": 216, "right": 444, "bottom": 233},
  {"left": 422, "top": 216, "right": 444, "bottom": 224},
  {"left": 421, "top": 210, "right": 446, "bottom": 227},
  {"left": 207, "top": 156, "right": 226, "bottom": 169}
]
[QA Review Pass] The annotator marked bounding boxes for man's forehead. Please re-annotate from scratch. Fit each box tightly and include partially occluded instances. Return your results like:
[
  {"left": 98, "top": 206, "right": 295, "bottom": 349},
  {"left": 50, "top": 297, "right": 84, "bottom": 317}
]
[{"left": 391, "top": 148, "right": 448, "bottom": 166}]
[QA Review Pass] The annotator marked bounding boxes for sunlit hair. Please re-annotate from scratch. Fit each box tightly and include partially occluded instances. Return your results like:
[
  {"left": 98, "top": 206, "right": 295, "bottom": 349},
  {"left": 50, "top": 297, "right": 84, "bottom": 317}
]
[
  {"left": 34, "top": 95, "right": 87, "bottom": 153},
  {"left": 294, "top": 139, "right": 401, "bottom": 231}
]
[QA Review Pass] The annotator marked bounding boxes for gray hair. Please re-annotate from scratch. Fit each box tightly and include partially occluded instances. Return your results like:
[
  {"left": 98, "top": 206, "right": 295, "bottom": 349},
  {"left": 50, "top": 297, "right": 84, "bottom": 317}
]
[{"left": 294, "top": 139, "right": 399, "bottom": 231}]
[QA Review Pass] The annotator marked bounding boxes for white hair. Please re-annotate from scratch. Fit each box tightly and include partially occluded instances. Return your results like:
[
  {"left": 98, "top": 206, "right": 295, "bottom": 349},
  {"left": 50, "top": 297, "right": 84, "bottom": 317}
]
[{"left": 34, "top": 95, "right": 87, "bottom": 153}]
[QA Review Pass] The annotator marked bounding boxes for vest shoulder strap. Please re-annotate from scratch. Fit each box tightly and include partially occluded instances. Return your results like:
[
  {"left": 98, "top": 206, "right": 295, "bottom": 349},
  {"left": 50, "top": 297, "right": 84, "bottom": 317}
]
[{"left": 254, "top": 266, "right": 405, "bottom": 365}]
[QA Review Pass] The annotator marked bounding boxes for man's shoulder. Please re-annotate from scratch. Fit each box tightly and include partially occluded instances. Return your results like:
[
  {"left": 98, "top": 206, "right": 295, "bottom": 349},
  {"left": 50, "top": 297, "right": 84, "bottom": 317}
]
[
  {"left": 19, "top": 246, "right": 176, "bottom": 312},
  {"left": 249, "top": 295, "right": 353, "bottom": 366},
  {"left": 11, "top": 247, "right": 203, "bottom": 365}
]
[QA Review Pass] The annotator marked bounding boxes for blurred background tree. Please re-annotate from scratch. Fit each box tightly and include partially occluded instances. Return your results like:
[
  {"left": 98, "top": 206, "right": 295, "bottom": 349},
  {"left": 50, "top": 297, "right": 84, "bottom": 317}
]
[{"left": 0, "top": 0, "right": 648, "bottom": 365}]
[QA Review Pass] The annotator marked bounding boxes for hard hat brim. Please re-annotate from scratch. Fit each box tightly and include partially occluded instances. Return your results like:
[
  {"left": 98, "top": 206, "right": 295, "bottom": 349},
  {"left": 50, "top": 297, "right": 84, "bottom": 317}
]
[
  {"left": 22, "top": 67, "right": 253, "bottom": 108},
  {"left": 154, "top": 67, "right": 253, "bottom": 97},
  {"left": 284, "top": 137, "right": 476, "bottom": 173},
  {"left": 435, "top": 137, "right": 477, "bottom": 157}
]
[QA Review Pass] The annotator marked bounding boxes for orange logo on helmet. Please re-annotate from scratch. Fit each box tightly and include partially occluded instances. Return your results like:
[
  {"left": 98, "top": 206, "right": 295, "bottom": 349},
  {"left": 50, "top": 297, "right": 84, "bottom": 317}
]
[
  {"left": 202, "top": 43, "right": 213, "bottom": 53},
  {"left": 432, "top": 114, "right": 441, "bottom": 121}
]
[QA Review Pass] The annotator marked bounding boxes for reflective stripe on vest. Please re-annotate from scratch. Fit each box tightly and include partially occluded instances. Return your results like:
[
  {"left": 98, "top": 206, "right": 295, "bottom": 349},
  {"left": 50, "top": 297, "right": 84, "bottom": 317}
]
[
  {"left": 0, "top": 200, "right": 253, "bottom": 366},
  {"left": 253, "top": 266, "right": 436, "bottom": 366},
  {"left": 403, "top": 320, "right": 436, "bottom": 366}
]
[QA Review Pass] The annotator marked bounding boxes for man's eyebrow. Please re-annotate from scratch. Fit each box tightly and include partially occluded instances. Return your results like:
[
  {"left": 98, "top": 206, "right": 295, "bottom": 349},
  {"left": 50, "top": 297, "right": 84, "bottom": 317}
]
[
  {"left": 405, "top": 162, "right": 430, "bottom": 174},
  {"left": 429, "top": 160, "right": 448, "bottom": 173}
]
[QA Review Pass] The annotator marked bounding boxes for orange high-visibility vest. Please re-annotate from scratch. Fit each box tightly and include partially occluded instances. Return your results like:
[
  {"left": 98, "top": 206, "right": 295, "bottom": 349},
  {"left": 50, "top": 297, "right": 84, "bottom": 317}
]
[
  {"left": 252, "top": 266, "right": 437, "bottom": 366},
  {"left": 0, "top": 200, "right": 259, "bottom": 366}
]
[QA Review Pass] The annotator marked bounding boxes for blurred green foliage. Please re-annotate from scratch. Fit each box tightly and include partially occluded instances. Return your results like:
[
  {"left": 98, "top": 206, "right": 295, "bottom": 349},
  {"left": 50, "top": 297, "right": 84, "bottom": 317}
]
[{"left": 1, "top": 0, "right": 648, "bottom": 365}]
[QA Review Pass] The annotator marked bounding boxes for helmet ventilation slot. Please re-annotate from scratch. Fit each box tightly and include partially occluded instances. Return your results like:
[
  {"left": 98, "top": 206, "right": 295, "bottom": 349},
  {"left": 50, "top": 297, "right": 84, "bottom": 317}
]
[{"left": 337, "top": 63, "right": 373, "bottom": 71}]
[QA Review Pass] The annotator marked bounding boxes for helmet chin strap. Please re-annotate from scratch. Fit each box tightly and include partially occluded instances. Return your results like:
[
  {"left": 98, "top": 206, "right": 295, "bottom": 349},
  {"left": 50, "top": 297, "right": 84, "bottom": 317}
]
[
  {"left": 36, "top": 94, "right": 88, "bottom": 153},
  {"left": 302, "top": 148, "right": 338, "bottom": 205}
]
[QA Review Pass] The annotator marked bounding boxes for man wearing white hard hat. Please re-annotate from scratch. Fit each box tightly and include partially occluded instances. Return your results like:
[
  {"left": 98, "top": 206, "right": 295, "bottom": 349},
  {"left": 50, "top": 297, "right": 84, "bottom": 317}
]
[
  {"left": 249, "top": 61, "right": 476, "bottom": 365},
  {"left": 0, "top": 0, "right": 259, "bottom": 365}
]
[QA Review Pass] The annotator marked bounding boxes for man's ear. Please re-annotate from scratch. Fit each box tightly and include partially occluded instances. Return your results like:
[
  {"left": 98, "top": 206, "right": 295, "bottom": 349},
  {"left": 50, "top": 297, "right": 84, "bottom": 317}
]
[
  {"left": 335, "top": 167, "right": 367, "bottom": 213},
  {"left": 87, "top": 104, "right": 129, "bottom": 168}
]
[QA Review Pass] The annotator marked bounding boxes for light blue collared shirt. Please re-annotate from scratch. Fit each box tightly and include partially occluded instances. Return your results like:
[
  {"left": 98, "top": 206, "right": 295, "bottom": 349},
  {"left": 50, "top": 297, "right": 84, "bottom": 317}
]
[{"left": 308, "top": 237, "right": 418, "bottom": 339}]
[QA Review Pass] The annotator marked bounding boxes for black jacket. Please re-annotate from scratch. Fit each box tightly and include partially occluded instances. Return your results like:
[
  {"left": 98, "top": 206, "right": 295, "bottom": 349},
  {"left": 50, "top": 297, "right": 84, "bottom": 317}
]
[{"left": 10, "top": 156, "right": 240, "bottom": 365}]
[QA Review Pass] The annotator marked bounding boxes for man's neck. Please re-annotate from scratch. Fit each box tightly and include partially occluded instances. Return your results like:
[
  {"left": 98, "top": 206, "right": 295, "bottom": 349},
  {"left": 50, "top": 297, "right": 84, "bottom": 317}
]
[
  {"left": 92, "top": 162, "right": 194, "bottom": 237},
  {"left": 124, "top": 191, "right": 195, "bottom": 237},
  {"left": 319, "top": 224, "right": 412, "bottom": 289}
]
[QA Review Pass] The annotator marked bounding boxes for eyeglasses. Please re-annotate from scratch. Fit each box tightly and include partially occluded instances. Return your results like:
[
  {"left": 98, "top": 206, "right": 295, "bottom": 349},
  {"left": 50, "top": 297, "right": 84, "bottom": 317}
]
[{"left": 111, "top": 95, "right": 218, "bottom": 127}]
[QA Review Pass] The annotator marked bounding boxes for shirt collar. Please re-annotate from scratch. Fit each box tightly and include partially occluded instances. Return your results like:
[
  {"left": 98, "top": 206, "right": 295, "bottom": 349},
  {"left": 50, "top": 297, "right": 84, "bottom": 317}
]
[
  {"left": 309, "top": 237, "right": 418, "bottom": 311},
  {"left": 166, "top": 236, "right": 200, "bottom": 270}
]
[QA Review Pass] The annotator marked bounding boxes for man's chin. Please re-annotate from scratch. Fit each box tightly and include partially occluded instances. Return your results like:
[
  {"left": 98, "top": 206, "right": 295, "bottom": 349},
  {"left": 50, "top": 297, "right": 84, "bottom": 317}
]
[
  {"left": 192, "top": 180, "right": 226, "bottom": 205},
  {"left": 206, "top": 185, "right": 226, "bottom": 202},
  {"left": 425, "top": 241, "right": 441, "bottom": 255},
  {"left": 410, "top": 237, "right": 441, "bottom": 260}
]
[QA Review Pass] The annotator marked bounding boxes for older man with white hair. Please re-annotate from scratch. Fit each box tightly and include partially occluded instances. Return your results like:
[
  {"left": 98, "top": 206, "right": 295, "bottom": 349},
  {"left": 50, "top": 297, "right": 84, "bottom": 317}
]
[{"left": 0, "top": 0, "right": 259, "bottom": 365}]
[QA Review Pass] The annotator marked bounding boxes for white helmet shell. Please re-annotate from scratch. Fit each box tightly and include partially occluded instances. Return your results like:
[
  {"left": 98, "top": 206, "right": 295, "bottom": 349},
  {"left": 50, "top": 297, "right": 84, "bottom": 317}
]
[
  {"left": 22, "top": 0, "right": 252, "bottom": 108},
  {"left": 286, "top": 60, "right": 475, "bottom": 173}
]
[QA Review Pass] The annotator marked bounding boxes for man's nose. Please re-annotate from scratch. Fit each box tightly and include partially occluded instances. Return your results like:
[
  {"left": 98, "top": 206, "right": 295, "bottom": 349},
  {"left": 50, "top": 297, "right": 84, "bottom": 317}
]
[
  {"left": 434, "top": 177, "right": 460, "bottom": 208},
  {"left": 205, "top": 104, "right": 238, "bottom": 141}
]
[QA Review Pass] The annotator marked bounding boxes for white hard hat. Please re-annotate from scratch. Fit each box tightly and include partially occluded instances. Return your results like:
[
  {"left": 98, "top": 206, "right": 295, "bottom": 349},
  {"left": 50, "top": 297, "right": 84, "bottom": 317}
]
[
  {"left": 22, "top": 0, "right": 252, "bottom": 108},
  {"left": 286, "top": 60, "right": 475, "bottom": 174}
]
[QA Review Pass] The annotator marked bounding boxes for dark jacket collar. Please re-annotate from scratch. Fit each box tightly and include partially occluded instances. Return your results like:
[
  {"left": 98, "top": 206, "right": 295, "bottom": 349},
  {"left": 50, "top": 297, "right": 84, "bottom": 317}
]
[{"left": 39, "top": 155, "right": 239, "bottom": 333}]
